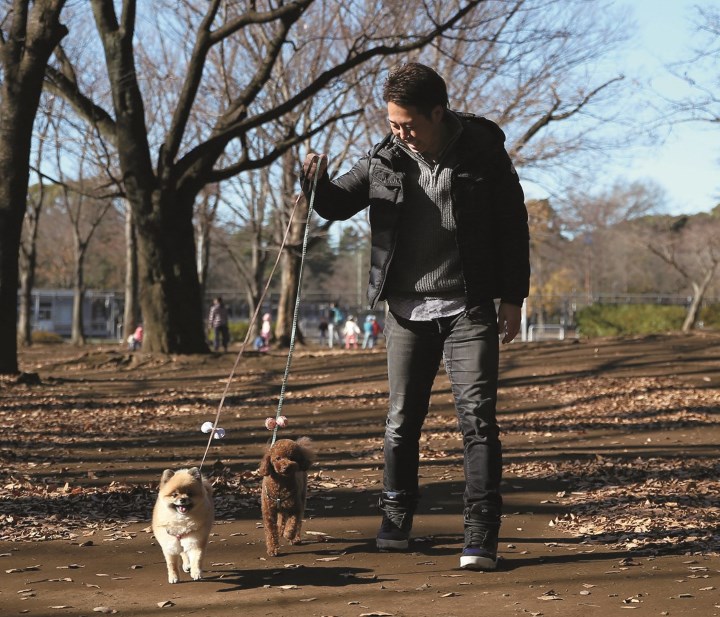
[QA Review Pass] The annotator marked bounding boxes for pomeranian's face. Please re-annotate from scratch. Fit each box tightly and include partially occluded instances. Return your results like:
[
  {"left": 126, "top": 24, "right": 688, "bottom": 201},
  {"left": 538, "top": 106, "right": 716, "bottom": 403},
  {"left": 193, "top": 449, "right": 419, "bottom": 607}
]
[{"left": 157, "top": 468, "right": 207, "bottom": 515}]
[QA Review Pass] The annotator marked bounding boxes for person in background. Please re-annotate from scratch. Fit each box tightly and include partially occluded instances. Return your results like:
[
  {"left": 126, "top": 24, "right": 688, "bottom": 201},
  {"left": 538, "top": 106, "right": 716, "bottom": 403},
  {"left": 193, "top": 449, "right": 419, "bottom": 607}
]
[
  {"left": 260, "top": 312, "right": 272, "bottom": 351},
  {"left": 318, "top": 319, "right": 329, "bottom": 344},
  {"left": 327, "top": 302, "right": 344, "bottom": 348},
  {"left": 301, "top": 62, "right": 529, "bottom": 571},
  {"left": 128, "top": 323, "right": 143, "bottom": 351},
  {"left": 372, "top": 315, "right": 382, "bottom": 346},
  {"left": 208, "top": 297, "right": 229, "bottom": 352},
  {"left": 343, "top": 315, "right": 361, "bottom": 349},
  {"left": 362, "top": 315, "right": 377, "bottom": 349}
]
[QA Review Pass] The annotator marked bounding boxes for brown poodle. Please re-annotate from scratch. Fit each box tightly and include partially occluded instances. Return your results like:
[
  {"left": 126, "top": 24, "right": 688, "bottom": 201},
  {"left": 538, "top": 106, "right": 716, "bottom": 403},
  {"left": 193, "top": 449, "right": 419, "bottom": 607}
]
[{"left": 258, "top": 437, "right": 314, "bottom": 556}]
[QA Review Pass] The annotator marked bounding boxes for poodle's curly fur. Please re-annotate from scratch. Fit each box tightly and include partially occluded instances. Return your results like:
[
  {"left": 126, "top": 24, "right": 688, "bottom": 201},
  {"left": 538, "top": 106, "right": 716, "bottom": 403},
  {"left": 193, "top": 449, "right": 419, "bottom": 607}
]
[{"left": 258, "top": 437, "right": 314, "bottom": 556}]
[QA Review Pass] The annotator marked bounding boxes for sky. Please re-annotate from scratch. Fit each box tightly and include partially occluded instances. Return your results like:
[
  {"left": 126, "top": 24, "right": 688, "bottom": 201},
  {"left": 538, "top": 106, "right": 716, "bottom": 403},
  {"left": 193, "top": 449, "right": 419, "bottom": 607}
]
[{"left": 606, "top": 0, "right": 718, "bottom": 214}]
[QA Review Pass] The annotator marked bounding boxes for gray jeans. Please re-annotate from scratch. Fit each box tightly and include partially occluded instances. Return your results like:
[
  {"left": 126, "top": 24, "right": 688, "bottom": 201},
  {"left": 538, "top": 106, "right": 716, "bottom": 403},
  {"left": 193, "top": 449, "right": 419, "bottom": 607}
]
[{"left": 383, "top": 304, "right": 502, "bottom": 513}]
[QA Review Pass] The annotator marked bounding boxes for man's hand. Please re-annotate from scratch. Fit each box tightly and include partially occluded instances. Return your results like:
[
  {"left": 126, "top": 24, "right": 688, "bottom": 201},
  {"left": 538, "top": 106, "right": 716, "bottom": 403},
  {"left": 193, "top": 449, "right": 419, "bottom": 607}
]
[
  {"left": 497, "top": 302, "right": 522, "bottom": 344},
  {"left": 302, "top": 152, "right": 328, "bottom": 185}
]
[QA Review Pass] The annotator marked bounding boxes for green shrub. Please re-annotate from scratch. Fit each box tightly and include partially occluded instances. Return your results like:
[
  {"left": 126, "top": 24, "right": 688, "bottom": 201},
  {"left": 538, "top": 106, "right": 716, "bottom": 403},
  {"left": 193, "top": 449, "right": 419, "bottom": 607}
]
[
  {"left": 30, "top": 330, "right": 65, "bottom": 344},
  {"left": 700, "top": 304, "right": 720, "bottom": 329},
  {"left": 228, "top": 320, "right": 250, "bottom": 343},
  {"left": 576, "top": 304, "right": 686, "bottom": 338}
]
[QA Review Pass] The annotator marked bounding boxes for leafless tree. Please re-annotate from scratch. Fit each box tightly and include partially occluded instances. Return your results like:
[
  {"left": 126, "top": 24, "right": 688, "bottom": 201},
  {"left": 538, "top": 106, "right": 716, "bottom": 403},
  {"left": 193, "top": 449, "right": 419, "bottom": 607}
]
[
  {"left": 122, "top": 201, "right": 140, "bottom": 341},
  {"left": 211, "top": 169, "right": 275, "bottom": 341},
  {"left": 41, "top": 0, "right": 487, "bottom": 354},
  {"left": 0, "top": 0, "right": 67, "bottom": 373},
  {"left": 525, "top": 198, "right": 572, "bottom": 325},
  {"left": 645, "top": 210, "right": 720, "bottom": 332},
  {"left": 561, "top": 181, "right": 667, "bottom": 299},
  {"left": 18, "top": 96, "right": 57, "bottom": 346},
  {"left": 669, "top": 5, "right": 720, "bottom": 126},
  {"left": 47, "top": 110, "right": 117, "bottom": 345}
]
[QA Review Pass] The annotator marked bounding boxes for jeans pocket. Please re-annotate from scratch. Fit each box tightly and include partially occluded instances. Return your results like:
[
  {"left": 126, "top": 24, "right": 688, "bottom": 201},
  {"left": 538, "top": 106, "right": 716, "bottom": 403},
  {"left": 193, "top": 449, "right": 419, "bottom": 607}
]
[{"left": 464, "top": 302, "right": 497, "bottom": 325}]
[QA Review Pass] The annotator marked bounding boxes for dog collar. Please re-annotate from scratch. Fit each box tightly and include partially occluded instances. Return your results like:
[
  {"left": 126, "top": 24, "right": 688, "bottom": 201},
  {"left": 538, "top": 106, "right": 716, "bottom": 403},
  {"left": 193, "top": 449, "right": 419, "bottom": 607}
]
[
  {"left": 168, "top": 530, "right": 187, "bottom": 540},
  {"left": 263, "top": 485, "right": 283, "bottom": 509}
]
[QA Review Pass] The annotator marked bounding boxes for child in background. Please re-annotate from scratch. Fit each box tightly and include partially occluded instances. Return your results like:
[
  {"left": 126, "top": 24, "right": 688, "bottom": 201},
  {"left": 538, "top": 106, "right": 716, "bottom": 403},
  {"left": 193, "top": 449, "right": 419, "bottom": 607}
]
[{"left": 343, "top": 316, "right": 361, "bottom": 349}]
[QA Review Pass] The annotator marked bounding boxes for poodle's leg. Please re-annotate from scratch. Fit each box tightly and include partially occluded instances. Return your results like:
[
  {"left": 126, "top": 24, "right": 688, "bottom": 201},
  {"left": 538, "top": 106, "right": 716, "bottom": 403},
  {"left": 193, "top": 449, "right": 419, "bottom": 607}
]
[
  {"left": 263, "top": 503, "right": 280, "bottom": 557},
  {"left": 278, "top": 511, "right": 288, "bottom": 539},
  {"left": 284, "top": 511, "right": 303, "bottom": 544}
]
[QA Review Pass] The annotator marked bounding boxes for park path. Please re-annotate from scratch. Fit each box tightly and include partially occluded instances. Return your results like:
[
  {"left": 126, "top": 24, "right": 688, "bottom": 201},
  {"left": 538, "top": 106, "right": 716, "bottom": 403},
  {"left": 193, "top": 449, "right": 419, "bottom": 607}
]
[{"left": 1, "top": 333, "right": 719, "bottom": 616}]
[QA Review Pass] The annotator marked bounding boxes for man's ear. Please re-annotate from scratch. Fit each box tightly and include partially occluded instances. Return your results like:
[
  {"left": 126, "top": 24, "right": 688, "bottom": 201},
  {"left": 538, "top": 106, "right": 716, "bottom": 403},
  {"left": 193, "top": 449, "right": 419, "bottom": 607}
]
[{"left": 431, "top": 104, "right": 445, "bottom": 124}]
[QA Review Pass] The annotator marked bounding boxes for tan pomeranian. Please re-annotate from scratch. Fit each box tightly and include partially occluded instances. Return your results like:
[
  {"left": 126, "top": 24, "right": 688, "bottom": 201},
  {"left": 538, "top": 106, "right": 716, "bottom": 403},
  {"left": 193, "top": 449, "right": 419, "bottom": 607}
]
[{"left": 151, "top": 467, "right": 214, "bottom": 583}]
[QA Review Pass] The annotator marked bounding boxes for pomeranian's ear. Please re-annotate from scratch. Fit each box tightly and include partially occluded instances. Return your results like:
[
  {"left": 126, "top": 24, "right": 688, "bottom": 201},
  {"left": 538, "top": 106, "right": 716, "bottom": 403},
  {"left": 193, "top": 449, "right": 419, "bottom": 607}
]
[
  {"left": 159, "top": 469, "right": 175, "bottom": 487},
  {"left": 186, "top": 467, "right": 203, "bottom": 482},
  {"left": 258, "top": 451, "right": 272, "bottom": 476}
]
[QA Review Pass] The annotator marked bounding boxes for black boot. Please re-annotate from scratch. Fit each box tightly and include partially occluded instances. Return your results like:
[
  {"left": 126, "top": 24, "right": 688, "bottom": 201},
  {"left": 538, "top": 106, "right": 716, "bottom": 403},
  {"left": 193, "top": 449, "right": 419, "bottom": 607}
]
[
  {"left": 460, "top": 504, "right": 500, "bottom": 570},
  {"left": 376, "top": 491, "right": 418, "bottom": 550}
]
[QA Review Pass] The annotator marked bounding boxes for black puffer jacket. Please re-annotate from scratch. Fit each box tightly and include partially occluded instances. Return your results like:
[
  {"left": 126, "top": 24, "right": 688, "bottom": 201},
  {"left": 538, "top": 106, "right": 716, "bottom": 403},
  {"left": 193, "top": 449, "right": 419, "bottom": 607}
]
[{"left": 305, "top": 112, "right": 530, "bottom": 309}]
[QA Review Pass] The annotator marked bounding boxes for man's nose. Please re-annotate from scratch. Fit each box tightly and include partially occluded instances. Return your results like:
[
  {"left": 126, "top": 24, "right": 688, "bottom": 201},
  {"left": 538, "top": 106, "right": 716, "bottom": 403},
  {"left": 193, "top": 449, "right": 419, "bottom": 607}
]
[{"left": 399, "top": 127, "right": 411, "bottom": 141}]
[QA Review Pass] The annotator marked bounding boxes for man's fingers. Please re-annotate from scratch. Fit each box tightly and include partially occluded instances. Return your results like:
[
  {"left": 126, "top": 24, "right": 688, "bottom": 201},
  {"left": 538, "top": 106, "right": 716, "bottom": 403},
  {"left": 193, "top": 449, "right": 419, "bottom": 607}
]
[{"left": 301, "top": 153, "right": 327, "bottom": 191}]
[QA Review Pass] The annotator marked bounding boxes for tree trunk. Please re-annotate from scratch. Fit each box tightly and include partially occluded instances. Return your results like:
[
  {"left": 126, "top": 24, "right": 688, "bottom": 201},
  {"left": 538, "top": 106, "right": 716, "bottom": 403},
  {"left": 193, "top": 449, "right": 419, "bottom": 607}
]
[
  {"left": 91, "top": 3, "right": 207, "bottom": 354},
  {"left": 134, "top": 190, "right": 208, "bottom": 353},
  {"left": 276, "top": 196, "right": 308, "bottom": 348},
  {"left": 18, "top": 219, "right": 39, "bottom": 347},
  {"left": 18, "top": 183, "right": 46, "bottom": 348},
  {"left": 682, "top": 267, "right": 717, "bottom": 333},
  {"left": 0, "top": 166, "right": 25, "bottom": 371},
  {"left": 0, "top": 2, "right": 68, "bottom": 373},
  {"left": 196, "top": 188, "right": 218, "bottom": 301},
  {"left": 123, "top": 204, "right": 140, "bottom": 341},
  {"left": 196, "top": 218, "right": 210, "bottom": 300},
  {"left": 71, "top": 247, "right": 86, "bottom": 345}
]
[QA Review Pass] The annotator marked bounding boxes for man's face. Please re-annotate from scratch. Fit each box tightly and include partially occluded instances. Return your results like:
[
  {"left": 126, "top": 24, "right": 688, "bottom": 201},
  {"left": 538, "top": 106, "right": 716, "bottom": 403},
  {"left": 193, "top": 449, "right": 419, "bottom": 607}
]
[{"left": 387, "top": 102, "right": 444, "bottom": 157}]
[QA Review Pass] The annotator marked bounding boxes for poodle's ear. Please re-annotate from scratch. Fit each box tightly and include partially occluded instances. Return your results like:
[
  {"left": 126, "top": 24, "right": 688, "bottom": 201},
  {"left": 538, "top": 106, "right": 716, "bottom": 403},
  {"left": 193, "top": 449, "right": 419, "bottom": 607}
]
[
  {"left": 296, "top": 437, "right": 315, "bottom": 471},
  {"left": 258, "top": 451, "right": 272, "bottom": 476},
  {"left": 298, "top": 453, "right": 312, "bottom": 471}
]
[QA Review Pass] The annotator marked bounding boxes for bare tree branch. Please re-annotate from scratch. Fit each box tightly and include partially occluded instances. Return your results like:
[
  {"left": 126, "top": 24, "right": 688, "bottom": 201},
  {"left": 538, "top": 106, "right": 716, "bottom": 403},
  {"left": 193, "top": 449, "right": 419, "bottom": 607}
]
[
  {"left": 208, "top": 108, "right": 362, "bottom": 182},
  {"left": 512, "top": 76, "right": 625, "bottom": 154}
]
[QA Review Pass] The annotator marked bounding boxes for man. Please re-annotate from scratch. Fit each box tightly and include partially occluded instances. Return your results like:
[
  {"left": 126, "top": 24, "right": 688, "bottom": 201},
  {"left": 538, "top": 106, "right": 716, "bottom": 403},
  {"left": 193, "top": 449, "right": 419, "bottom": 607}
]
[
  {"left": 207, "top": 296, "right": 229, "bottom": 352},
  {"left": 301, "top": 63, "right": 529, "bottom": 571}
]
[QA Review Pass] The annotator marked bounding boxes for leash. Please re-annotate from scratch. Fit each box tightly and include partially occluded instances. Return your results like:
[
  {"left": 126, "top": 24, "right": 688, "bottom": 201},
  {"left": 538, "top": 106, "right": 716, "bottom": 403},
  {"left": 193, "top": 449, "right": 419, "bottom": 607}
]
[
  {"left": 198, "top": 156, "right": 326, "bottom": 470},
  {"left": 268, "top": 156, "right": 324, "bottom": 446}
]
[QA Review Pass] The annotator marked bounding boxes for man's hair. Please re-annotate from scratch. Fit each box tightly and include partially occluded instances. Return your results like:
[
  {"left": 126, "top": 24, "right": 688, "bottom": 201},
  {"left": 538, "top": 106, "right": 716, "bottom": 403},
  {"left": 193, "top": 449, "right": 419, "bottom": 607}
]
[{"left": 382, "top": 62, "right": 448, "bottom": 117}]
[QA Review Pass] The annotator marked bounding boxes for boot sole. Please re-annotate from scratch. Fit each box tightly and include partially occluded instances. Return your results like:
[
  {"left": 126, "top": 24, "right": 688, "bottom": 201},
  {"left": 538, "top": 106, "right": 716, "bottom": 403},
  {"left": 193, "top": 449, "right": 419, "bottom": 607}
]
[
  {"left": 460, "top": 554, "right": 498, "bottom": 570},
  {"left": 376, "top": 537, "right": 409, "bottom": 550}
]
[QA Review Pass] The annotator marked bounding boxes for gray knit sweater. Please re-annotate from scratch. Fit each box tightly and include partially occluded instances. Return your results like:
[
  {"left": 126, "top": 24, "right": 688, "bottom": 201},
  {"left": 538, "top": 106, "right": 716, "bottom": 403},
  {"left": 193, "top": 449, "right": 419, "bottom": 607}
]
[{"left": 384, "top": 116, "right": 465, "bottom": 316}]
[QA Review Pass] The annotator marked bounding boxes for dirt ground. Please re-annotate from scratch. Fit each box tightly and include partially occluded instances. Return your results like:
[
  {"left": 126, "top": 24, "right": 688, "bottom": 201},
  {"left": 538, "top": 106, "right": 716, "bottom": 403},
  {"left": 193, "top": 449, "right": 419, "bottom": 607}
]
[{"left": 1, "top": 333, "right": 719, "bottom": 617}]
